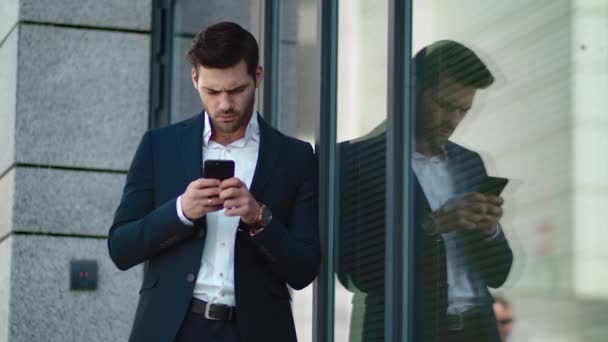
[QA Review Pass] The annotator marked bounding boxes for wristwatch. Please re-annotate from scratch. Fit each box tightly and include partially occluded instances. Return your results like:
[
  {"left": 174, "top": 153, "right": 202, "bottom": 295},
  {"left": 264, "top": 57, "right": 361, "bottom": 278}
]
[
  {"left": 250, "top": 203, "right": 272, "bottom": 235},
  {"left": 421, "top": 213, "right": 440, "bottom": 236}
]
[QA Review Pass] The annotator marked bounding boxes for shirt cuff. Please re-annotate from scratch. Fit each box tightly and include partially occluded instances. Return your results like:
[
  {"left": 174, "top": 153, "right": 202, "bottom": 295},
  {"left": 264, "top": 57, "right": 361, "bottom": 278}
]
[
  {"left": 483, "top": 224, "right": 501, "bottom": 240},
  {"left": 176, "top": 195, "right": 194, "bottom": 227}
]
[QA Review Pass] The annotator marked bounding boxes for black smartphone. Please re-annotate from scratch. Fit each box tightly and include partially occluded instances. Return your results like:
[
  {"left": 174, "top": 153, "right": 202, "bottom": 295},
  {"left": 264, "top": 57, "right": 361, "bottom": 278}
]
[
  {"left": 203, "top": 160, "right": 235, "bottom": 181},
  {"left": 475, "top": 176, "right": 509, "bottom": 196}
]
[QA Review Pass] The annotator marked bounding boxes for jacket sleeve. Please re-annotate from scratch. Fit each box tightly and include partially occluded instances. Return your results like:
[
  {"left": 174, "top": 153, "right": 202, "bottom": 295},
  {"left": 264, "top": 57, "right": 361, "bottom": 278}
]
[
  {"left": 107, "top": 131, "right": 198, "bottom": 270},
  {"left": 470, "top": 151, "right": 513, "bottom": 287},
  {"left": 247, "top": 143, "right": 321, "bottom": 290},
  {"left": 472, "top": 227, "right": 513, "bottom": 288}
]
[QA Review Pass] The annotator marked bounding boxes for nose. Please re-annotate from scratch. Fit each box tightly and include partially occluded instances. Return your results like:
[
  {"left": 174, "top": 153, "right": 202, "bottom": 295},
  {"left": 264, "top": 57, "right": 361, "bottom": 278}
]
[{"left": 218, "top": 92, "right": 233, "bottom": 112}]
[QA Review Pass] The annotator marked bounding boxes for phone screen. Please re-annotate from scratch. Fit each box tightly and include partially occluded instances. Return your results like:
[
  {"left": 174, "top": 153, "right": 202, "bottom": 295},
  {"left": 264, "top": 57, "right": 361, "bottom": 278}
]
[
  {"left": 203, "top": 160, "right": 235, "bottom": 181},
  {"left": 476, "top": 176, "right": 509, "bottom": 196}
]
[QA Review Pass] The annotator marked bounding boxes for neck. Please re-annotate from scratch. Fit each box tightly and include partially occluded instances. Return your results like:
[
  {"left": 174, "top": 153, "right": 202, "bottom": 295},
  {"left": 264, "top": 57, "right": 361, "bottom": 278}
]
[
  {"left": 415, "top": 135, "right": 445, "bottom": 157},
  {"left": 210, "top": 131, "right": 245, "bottom": 146},
  {"left": 209, "top": 112, "right": 253, "bottom": 146},
  {"left": 415, "top": 136, "right": 434, "bottom": 157}
]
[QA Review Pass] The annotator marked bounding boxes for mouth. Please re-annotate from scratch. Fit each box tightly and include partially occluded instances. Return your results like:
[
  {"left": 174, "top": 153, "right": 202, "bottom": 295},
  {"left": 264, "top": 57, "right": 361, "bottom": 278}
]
[
  {"left": 217, "top": 114, "right": 237, "bottom": 122},
  {"left": 439, "top": 128, "right": 452, "bottom": 137}
]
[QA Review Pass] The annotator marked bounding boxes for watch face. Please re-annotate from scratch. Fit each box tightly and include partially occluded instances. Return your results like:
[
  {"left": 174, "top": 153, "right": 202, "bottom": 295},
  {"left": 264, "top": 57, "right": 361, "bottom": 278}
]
[
  {"left": 260, "top": 206, "right": 273, "bottom": 226},
  {"left": 421, "top": 216, "right": 437, "bottom": 236}
]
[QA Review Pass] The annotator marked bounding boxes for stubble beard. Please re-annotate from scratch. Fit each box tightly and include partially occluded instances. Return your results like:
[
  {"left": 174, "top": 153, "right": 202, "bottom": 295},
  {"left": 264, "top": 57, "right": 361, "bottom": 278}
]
[
  {"left": 209, "top": 92, "right": 256, "bottom": 135},
  {"left": 212, "top": 110, "right": 248, "bottom": 134}
]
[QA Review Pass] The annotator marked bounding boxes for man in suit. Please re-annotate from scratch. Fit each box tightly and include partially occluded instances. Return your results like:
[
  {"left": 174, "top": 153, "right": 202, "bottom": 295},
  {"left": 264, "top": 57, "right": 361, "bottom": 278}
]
[
  {"left": 337, "top": 40, "right": 513, "bottom": 342},
  {"left": 108, "top": 22, "right": 321, "bottom": 342}
]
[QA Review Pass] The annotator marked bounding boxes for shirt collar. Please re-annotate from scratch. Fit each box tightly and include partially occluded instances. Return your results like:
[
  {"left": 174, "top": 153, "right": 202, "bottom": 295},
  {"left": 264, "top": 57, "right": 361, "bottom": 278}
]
[
  {"left": 412, "top": 145, "right": 449, "bottom": 163},
  {"left": 203, "top": 111, "right": 260, "bottom": 148}
]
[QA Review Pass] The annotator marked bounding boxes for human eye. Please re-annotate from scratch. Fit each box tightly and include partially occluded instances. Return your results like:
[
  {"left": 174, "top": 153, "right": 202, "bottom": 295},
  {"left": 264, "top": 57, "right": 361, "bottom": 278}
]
[{"left": 228, "top": 86, "right": 246, "bottom": 94}]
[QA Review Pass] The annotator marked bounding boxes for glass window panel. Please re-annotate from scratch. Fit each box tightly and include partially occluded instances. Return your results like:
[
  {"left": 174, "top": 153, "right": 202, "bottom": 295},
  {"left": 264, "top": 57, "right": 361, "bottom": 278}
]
[
  {"left": 411, "top": 1, "right": 608, "bottom": 341},
  {"left": 334, "top": 1, "right": 388, "bottom": 342},
  {"left": 275, "top": 0, "right": 320, "bottom": 341}
]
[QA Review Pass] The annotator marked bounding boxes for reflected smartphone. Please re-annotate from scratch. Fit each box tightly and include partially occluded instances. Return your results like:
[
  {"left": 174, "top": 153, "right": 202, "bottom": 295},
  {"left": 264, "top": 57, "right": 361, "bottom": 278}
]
[
  {"left": 475, "top": 176, "right": 509, "bottom": 196},
  {"left": 203, "top": 160, "right": 235, "bottom": 181}
]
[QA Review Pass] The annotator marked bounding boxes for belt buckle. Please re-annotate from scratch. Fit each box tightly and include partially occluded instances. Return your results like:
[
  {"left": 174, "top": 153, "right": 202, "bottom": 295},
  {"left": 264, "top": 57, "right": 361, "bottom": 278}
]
[
  {"left": 448, "top": 313, "right": 464, "bottom": 331},
  {"left": 204, "top": 303, "right": 221, "bottom": 320}
]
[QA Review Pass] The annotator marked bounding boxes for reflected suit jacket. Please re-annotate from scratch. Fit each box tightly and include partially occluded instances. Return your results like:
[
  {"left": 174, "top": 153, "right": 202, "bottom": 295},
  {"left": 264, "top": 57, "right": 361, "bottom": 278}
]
[
  {"left": 108, "top": 113, "right": 321, "bottom": 342},
  {"left": 337, "top": 133, "right": 513, "bottom": 342}
]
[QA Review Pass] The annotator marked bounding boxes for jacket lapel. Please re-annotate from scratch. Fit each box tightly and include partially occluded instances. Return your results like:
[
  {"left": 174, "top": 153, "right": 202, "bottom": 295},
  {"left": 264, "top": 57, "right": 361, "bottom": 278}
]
[
  {"left": 249, "top": 114, "right": 280, "bottom": 200},
  {"left": 177, "top": 113, "right": 204, "bottom": 183}
]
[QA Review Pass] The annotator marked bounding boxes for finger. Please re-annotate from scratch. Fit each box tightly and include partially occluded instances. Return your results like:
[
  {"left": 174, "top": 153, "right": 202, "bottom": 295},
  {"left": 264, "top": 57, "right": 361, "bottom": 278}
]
[
  {"left": 463, "top": 192, "right": 487, "bottom": 202},
  {"left": 486, "top": 195, "right": 504, "bottom": 206},
  {"left": 206, "top": 204, "right": 224, "bottom": 212},
  {"left": 222, "top": 198, "right": 244, "bottom": 210},
  {"left": 486, "top": 205, "right": 503, "bottom": 217},
  {"left": 192, "top": 178, "right": 221, "bottom": 189},
  {"left": 219, "top": 177, "right": 244, "bottom": 190},
  {"left": 188, "top": 187, "right": 222, "bottom": 200},
  {"left": 455, "top": 216, "right": 478, "bottom": 230},
  {"left": 224, "top": 206, "right": 246, "bottom": 217},
  {"left": 465, "top": 202, "right": 487, "bottom": 214},
  {"left": 219, "top": 187, "right": 244, "bottom": 201}
]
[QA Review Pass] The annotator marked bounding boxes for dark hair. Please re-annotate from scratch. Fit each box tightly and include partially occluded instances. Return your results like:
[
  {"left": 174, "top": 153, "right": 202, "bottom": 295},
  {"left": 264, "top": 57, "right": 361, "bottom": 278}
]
[
  {"left": 187, "top": 22, "right": 259, "bottom": 79},
  {"left": 414, "top": 40, "right": 494, "bottom": 90}
]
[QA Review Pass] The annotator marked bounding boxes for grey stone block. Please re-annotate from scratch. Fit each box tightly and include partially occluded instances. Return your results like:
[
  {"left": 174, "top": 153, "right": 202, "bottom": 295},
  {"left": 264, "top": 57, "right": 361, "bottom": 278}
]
[
  {"left": 15, "top": 24, "right": 149, "bottom": 171},
  {"left": 0, "top": 0, "right": 18, "bottom": 46},
  {"left": 0, "top": 169, "right": 15, "bottom": 239},
  {"left": 8, "top": 235, "right": 141, "bottom": 342},
  {"left": 173, "top": 0, "right": 253, "bottom": 36},
  {"left": 0, "top": 238, "right": 11, "bottom": 342},
  {"left": 0, "top": 27, "right": 17, "bottom": 176},
  {"left": 12, "top": 167, "right": 125, "bottom": 236},
  {"left": 19, "top": 0, "right": 151, "bottom": 31}
]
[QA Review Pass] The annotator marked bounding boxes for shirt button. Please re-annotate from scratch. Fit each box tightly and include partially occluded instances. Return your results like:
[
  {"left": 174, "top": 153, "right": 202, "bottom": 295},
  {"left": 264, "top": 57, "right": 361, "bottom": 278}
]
[
  {"left": 186, "top": 273, "right": 195, "bottom": 283},
  {"left": 219, "top": 273, "right": 223, "bottom": 277},
  {"left": 220, "top": 242, "right": 226, "bottom": 247}
]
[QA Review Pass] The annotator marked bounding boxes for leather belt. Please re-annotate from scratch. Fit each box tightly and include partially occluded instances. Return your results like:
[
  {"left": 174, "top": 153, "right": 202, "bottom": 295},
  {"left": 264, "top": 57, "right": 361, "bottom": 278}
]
[
  {"left": 444, "top": 311, "right": 483, "bottom": 331},
  {"left": 190, "top": 298, "right": 236, "bottom": 321}
]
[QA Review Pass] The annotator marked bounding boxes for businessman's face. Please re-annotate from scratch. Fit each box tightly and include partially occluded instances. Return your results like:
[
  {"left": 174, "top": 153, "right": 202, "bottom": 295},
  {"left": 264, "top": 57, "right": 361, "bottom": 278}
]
[
  {"left": 192, "top": 60, "right": 263, "bottom": 141},
  {"left": 417, "top": 77, "right": 476, "bottom": 152}
]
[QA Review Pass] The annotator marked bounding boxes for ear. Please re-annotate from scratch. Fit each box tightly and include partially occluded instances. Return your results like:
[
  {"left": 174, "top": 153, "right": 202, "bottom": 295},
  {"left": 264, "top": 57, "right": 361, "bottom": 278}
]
[
  {"left": 191, "top": 67, "right": 199, "bottom": 89},
  {"left": 254, "top": 65, "right": 264, "bottom": 88}
]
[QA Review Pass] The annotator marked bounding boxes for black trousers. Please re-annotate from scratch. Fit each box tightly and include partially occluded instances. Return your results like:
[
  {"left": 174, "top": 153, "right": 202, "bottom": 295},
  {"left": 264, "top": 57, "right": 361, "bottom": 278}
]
[
  {"left": 439, "top": 313, "right": 500, "bottom": 342},
  {"left": 174, "top": 310, "right": 241, "bottom": 342}
]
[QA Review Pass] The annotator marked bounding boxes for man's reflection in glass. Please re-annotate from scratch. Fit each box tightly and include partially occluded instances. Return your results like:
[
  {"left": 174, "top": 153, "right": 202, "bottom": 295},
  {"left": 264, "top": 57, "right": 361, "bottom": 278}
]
[{"left": 337, "top": 40, "right": 513, "bottom": 342}]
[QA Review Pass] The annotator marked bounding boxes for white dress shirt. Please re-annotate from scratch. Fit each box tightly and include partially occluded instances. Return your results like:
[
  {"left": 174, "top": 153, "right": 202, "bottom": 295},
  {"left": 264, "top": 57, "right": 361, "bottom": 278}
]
[
  {"left": 176, "top": 111, "right": 260, "bottom": 306},
  {"left": 412, "top": 151, "right": 499, "bottom": 314}
]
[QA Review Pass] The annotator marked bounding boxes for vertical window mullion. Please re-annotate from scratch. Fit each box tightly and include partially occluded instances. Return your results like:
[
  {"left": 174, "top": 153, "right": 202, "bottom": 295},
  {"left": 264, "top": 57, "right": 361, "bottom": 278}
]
[
  {"left": 313, "top": 0, "right": 339, "bottom": 342},
  {"left": 262, "top": 0, "right": 280, "bottom": 127},
  {"left": 149, "top": 0, "right": 174, "bottom": 129},
  {"left": 386, "top": 0, "right": 414, "bottom": 341}
]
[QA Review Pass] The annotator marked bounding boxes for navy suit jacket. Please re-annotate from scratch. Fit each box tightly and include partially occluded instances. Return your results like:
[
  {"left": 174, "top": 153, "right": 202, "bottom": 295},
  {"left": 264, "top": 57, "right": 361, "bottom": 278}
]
[
  {"left": 337, "top": 134, "right": 513, "bottom": 341},
  {"left": 108, "top": 113, "right": 321, "bottom": 342}
]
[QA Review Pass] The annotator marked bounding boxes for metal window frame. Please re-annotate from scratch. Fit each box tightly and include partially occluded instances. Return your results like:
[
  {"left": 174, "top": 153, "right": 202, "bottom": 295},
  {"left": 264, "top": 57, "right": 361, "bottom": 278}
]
[
  {"left": 313, "top": 0, "right": 339, "bottom": 341},
  {"left": 261, "top": 0, "right": 281, "bottom": 127},
  {"left": 386, "top": 0, "right": 414, "bottom": 341},
  {"left": 149, "top": 0, "right": 174, "bottom": 129}
]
